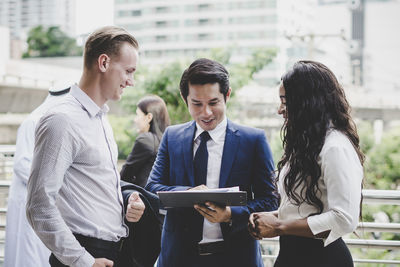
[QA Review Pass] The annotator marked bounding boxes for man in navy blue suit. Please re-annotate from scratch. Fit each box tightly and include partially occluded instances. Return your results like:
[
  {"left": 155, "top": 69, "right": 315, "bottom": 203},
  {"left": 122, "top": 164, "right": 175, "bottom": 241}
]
[{"left": 145, "top": 58, "right": 278, "bottom": 267}]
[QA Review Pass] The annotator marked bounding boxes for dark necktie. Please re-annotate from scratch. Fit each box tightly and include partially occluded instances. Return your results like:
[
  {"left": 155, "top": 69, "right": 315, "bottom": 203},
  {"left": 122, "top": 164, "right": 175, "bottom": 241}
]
[{"left": 194, "top": 131, "right": 211, "bottom": 186}]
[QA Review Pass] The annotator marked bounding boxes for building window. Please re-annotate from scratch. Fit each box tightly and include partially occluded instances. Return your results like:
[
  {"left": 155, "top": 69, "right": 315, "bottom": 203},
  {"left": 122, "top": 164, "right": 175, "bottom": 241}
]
[
  {"left": 132, "top": 10, "right": 141, "bottom": 16},
  {"left": 118, "top": 9, "right": 141, "bottom": 17},
  {"left": 266, "top": 0, "right": 277, "bottom": 8},
  {"left": 155, "top": 6, "right": 168, "bottom": 13},
  {"left": 156, "top": 21, "right": 167, "bottom": 28},
  {"left": 198, "top": 18, "right": 209, "bottom": 25},
  {"left": 198, "top": 33, "right": 211, "bottom": 41},
  {"left": 198, "top": 4, "right": 211, "bottom": 11},
  {"left": 156, "top": 35, "right": 167, "bottom": 42}
]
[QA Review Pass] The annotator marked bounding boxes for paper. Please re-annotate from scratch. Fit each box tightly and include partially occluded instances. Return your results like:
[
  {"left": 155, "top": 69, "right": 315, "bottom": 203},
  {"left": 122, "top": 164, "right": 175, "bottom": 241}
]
[{"left": 157, "top": 187, "right": 247, "bottom": 208}]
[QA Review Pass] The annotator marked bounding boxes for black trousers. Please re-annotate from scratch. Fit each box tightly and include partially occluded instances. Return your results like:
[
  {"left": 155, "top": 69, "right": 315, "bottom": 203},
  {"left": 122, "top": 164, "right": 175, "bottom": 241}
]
[
  {"left": 49, "top": 234, "right": 123, "bottom": 267},
  {"left": 274, "top": 235, "right": 353, "bottom": 267}
]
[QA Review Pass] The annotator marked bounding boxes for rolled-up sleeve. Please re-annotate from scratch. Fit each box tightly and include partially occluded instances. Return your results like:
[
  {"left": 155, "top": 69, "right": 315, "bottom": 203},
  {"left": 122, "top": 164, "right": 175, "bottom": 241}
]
[{"left": 307, "top": 144, "right": 363, "bottom": 246}]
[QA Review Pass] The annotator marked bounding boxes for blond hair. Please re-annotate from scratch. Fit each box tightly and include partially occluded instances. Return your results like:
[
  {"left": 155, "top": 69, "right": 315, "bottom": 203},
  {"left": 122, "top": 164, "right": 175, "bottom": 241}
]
[{"left": 83, "top": 26, "right": 139, "bottom": 69}]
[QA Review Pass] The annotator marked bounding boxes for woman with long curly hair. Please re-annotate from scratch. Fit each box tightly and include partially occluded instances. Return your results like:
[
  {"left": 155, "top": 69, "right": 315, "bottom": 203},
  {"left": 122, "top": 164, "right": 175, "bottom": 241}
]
[{"left": 248, "top": 60, "right": 364, "bottom": 267}]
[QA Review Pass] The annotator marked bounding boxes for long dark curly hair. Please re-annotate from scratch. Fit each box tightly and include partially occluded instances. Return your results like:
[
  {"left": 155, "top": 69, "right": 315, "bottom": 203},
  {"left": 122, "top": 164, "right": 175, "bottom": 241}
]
[{"left": 277, "top": 60, "right": 365, "bottom": 214}]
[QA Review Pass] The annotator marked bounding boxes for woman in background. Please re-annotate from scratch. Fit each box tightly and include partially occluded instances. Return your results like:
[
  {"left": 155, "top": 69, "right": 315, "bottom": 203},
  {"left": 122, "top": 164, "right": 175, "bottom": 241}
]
[
  {"left": 120, "top": 95, "right": 170, "bottom": 187},
  {"left": 249, "top": 60, "right": 364, "bottom": 267}
]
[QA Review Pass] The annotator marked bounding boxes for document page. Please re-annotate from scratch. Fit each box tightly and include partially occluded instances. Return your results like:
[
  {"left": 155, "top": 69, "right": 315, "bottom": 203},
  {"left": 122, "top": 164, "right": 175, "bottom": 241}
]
[{"left": 158, "top": 187, "right": 246, "bottom": 208}]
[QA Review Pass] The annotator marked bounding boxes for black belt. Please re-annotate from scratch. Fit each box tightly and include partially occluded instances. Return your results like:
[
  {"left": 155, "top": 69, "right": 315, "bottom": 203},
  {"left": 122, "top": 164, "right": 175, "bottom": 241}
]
[
  {"left": 74, "top": 233, "right": 124, "bottom": 252},
  {"left": 198, "top": 241, "right": 225, "bottom": 256}
]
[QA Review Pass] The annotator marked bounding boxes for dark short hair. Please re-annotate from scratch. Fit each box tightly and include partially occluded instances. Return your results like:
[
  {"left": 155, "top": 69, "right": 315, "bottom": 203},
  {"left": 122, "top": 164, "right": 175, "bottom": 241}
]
[
  {"left": 137, "top": 95, "right": 170, "bottom": 141},
  {"left": 179, "top": 58, "right": 230, "bottom": 102},
  {"left": 83, "top": 26, "right": 139, "bottom": 69}
]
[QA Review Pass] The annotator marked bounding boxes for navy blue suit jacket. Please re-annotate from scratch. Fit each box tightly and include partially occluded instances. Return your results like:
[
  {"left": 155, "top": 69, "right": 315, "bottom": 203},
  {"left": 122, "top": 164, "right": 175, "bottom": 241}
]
[{"left": 145, "top": 120, "right": 278, "bottom": 267}]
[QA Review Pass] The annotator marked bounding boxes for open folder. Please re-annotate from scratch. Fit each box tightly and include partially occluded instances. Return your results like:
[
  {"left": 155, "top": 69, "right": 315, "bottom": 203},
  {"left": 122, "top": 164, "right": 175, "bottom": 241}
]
[{"left": 157, "top": 187, "right": 247, "bottom": 208}]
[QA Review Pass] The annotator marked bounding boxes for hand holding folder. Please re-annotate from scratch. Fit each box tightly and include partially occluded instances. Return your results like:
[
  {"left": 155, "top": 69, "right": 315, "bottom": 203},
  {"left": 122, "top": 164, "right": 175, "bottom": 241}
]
[{"left": 157, "top": 187, "right": 247, "bottom": 208}]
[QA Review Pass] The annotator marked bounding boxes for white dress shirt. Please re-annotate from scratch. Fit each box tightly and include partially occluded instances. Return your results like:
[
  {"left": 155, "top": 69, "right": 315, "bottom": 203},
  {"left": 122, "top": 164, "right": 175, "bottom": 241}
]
[
  {"left": 277, "top": 129, "right": 363, "bottom": 246},
  {"left": 26, "top": 84, "right": 128, "bottom": 267},
  {"left": 4, "top": 94, "right": 66, "bottom": 267},
  {"left": 194, "top": 117, "right": 227, "bottom": 243}
]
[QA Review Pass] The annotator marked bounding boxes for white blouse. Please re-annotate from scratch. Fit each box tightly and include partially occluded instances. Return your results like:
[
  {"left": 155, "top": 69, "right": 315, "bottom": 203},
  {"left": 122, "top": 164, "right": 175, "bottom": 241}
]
[{"left": 277, "top": 129, "right": 363, "bottom": 246}]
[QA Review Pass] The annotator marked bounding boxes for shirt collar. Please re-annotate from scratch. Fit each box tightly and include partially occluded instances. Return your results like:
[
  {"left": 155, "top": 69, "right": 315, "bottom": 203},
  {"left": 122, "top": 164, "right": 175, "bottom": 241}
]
[
  {"left": 195, "top": 117, "right": 227, "bottom": 143},
  {"left": 70, "top": 84, "right": 109, "bottom": 117}
]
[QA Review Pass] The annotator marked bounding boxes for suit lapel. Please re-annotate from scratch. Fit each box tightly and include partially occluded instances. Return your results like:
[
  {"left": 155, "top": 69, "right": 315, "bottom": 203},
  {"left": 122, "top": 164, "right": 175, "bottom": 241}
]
[
  {"left": 182, "top": 121, "right": 196, "bottom": 186},
  {"left": 219, "top": 120, "right": 239, "bottom": 188}
]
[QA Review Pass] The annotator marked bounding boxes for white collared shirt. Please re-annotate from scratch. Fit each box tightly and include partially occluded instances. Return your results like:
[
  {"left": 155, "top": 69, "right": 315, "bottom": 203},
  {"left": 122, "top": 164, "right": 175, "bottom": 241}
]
[
  {"left": 26, "top": 84, "right": 128, "bottom": 267},
  {"left": 194, "top": 117, "right": 227, "bottom": 243},
  {"left": 277, "top": 129, "right": 363, "bottom": 246}
]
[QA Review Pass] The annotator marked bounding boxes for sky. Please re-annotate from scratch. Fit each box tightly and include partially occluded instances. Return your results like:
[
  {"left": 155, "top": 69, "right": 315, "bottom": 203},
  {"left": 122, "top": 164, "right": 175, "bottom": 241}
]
[{"left": 75, "top": 0, "right": 114, "bottom": 35}]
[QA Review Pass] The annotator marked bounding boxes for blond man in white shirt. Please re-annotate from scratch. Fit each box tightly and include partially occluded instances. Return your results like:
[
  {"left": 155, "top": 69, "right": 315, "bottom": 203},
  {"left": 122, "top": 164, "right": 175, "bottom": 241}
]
[{"left": 26, "top": 26, "right": 145, "bottom": 267}]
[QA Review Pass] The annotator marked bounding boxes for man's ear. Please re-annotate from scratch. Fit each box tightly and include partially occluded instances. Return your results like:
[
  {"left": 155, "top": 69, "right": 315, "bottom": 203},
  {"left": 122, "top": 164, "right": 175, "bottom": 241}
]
[
  {"left": 98, "top": 54, "right": 109, "bottom": 72},
  {"left": 180, "top": 92, "right": 188, "bottom": 106},
  {"left": 225, "top": 87, "right": 232, "bottom": 102}
]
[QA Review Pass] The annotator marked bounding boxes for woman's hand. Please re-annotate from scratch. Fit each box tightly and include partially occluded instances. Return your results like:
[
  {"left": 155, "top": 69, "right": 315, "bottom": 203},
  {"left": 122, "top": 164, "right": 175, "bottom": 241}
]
[{"left": 248, "top": 212, "right": 281, "bottom": 239}]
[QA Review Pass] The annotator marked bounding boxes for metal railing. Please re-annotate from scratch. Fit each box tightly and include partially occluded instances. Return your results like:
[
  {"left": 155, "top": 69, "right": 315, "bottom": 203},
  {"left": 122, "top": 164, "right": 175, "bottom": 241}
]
[
  {"left": 0, "top": 74, "right": 55, "bottom": 89},
  {"left": 1, "top": 146, "right": 400, "bottom": 264},
  {"left": 261, "top": 189, "right": 400, "bottom": 265},
  {"left": 0, "top": 146, "right": 15, "bottom": 182}
]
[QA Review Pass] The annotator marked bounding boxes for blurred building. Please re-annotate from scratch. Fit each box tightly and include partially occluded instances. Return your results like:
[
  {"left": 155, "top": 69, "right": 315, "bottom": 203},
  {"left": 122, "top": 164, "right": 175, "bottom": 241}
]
[
  {"left": 0, "top": 26, "right": 10, "bottom": 75},
  {"left": 315, "top": 0, "right": 400, "bottom": 92},
  {"left": 115, "top": 0, "right": 289, "bottom": 85},
  {"left": 363, "top": 0, "right": 400, "bottom": 93},
  {"left": 0, "top": 0, "right": 76, "bottom": 40}
]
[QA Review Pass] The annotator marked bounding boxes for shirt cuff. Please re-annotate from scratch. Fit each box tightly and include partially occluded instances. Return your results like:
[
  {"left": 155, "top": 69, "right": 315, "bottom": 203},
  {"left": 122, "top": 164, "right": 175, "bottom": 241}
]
[
  {"left": 71, "top": 251, "right": 95, "bottom": 267},
  {"left": 308, "top": 213, "right": 340, "bottom": 247}
]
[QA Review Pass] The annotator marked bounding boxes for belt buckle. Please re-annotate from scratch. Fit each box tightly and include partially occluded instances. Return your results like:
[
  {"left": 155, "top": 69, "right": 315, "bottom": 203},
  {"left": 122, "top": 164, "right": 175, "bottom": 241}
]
[
  {"left": 198, "top": 241, "right": 224, "bottom": 256},
  {"left": 198, "top": 243, "right": 213, "bottom": 256},
  {"left": 119, "top": 238, "right": 125, "bottom": 252}
]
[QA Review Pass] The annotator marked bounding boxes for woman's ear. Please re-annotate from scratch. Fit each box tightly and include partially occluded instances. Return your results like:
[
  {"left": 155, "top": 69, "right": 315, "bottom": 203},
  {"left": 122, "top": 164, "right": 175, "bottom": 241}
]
[{"left": 147, "top": 113, "right": 153, "bottom": 123}]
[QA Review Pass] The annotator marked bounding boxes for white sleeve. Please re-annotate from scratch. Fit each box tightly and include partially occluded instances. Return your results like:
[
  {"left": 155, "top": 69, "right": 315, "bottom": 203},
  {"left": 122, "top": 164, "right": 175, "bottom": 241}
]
[
  {"left": 26, "top": 113, "right": 94, "bottom": 267},
  {"left": 307, "top": 144, "right": 363, "bottom": 246},
  {"left": 13, "top": 119, "right": 36, "bottom": 184}
]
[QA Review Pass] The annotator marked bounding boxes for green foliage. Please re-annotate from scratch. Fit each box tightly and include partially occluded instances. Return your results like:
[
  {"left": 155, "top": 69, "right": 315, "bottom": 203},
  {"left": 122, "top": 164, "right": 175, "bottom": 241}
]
[
  {"left": 269, "top": 130, "right": 284, "bottom": 165},
  {"left": 197, "top": 47, "right": 231, "bottom": 65},
  {"left": 23, "top": 25, "right": 82, "bottom": 58},
  {"left": 108, "top": 115, "right": 137, "bottom": 159},
  {"left": 120, "top": 47, "right": 277, "bottom": 125},
  {"left": 362, "top": 204, "right": 400, "bottom": 224},
  {"left": 358, "top": 121, "right": 375, "bottom": 155},
  {"left": 365, "top": 127, "right": 400, "bottom": 189},
  {"left": 116, "top": 47, "right": 276, "bottom": 158},
  {"left": 121, "top": 60, "right": 191, "bottom": 125},
  {"left": 354, "top": 125, "right": 400, "bottom": 264},
  {"left": 228, "top": 48, "right": 277, "bottom": 93}
]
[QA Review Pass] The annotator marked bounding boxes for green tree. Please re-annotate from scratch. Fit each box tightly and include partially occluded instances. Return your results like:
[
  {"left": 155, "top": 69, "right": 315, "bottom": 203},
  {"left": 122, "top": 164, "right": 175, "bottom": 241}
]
[
  {"left": 121, "top": 47, "right": 277, "bottom": 125},
  {"left": 365, "top": 127, "right": 400, "bottom": 189},
  {"left": 358, "top": 121, "right": 375, "bottom": 155},
  {"left": 23, "top": 25, "right": 82, "bottom": 58},
  {"left": 115, "top": 47, "right": 276, "bottom": 159},
  {"left": 108, "top": 114, "right": 137, "bottom": 159}
]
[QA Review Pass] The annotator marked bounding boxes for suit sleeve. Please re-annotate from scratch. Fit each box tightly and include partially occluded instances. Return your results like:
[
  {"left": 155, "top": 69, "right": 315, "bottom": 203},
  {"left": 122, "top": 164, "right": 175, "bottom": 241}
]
[
  {"left": 226, "top": 131, "right": 278, "bottom": 235},
  {"left": 145, "top": 128, "right": 191, "bottom": 192},
  {"left": 120, "top": 134, "right": 154, "bottom": 183}
]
